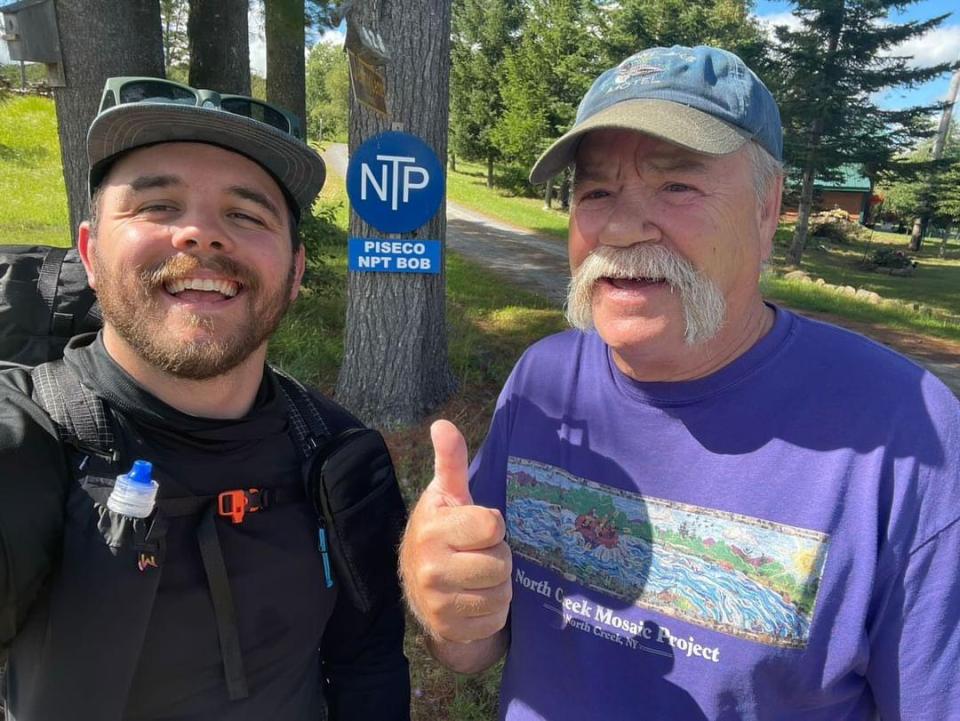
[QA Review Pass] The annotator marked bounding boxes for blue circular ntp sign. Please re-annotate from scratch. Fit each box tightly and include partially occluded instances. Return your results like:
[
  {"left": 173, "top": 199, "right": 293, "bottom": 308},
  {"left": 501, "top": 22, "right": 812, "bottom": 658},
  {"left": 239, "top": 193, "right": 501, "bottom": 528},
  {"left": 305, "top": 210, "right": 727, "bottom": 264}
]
[{"left": 346, "top": 131, "right": 445, "bottom": 233}]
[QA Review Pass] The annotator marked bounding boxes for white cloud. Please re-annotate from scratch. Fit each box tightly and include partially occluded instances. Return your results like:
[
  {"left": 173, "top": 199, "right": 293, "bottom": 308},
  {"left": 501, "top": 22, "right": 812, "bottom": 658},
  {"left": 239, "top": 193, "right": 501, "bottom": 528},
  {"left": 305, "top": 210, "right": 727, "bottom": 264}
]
[
  {"left": 317, "top": 28, "right": 346, "bottom": 47},
  {"left": 756, "top": 10, "right": 804, "bottom": 36},
  {"left": 882, "top": 24, "right": 960, "bottom": 70},
  {"left": 250, "top": 5, "right": 341, "bottom": 74}
]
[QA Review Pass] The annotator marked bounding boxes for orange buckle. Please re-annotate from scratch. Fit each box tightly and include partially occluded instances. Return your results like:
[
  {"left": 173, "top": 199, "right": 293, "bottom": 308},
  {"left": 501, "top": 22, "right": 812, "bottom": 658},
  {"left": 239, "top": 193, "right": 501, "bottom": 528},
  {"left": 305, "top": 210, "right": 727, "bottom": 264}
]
[{"left": 217, "top": 488, "right": 262, "bottom": 524}]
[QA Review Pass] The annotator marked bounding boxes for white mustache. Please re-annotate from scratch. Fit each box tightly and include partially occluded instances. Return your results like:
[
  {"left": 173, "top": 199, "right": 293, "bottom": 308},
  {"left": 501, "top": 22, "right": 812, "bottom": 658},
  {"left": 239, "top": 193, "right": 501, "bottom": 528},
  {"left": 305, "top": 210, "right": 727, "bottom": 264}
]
[{"left": 565, "top": 245, "right": 726, "bottom": 345}]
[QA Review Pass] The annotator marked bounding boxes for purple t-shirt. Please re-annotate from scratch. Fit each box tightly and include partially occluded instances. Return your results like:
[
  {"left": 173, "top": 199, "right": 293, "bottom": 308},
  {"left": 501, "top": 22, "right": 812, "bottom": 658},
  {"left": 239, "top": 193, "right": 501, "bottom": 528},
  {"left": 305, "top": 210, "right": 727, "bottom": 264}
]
[{"left": 470, "top": 307, "right": 960, "bottom": 721}]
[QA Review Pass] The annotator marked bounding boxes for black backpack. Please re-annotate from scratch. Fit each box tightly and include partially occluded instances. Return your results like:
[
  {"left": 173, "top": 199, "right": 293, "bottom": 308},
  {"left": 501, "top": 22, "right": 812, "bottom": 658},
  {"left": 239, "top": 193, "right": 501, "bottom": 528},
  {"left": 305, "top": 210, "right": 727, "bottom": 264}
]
[
  {"left": 0, "top": 245, "right": 102, "bottom": 367},
  {"left": 0, "top": 246, "right": 408, "bottom": 717}
]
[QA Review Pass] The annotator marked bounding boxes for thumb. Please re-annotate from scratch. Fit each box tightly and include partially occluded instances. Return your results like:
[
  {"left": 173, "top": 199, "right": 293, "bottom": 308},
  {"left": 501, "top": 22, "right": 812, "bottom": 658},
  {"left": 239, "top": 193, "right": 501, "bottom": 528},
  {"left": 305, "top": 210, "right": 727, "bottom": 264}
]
[{"left": 428, "top": 419, "right": 472, "bottom": 506}]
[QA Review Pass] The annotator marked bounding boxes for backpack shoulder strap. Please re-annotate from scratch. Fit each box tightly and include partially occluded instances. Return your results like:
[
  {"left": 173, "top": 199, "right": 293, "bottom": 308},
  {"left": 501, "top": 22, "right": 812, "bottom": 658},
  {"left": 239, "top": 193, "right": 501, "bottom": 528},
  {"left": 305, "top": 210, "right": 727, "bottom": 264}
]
[
  {"left": 30, "top": 359, "right": 115, "bottom": 459},
  {"left": 36, "top": 247, "right": 101, "bottom": 341},
  {"left": 37, "top": 247, "right": 68, "bottom": 316},
  {"left": 272, "top": 368, "right": 332, "bottom": 457}
]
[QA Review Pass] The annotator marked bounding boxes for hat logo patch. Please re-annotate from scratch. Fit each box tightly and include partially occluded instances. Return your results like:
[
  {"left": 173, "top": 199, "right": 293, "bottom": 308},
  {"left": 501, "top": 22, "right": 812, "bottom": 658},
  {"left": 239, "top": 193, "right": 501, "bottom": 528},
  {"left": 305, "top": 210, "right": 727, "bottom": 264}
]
[{"left": 613, "top": 62, "right": 662, "bottom": 87}]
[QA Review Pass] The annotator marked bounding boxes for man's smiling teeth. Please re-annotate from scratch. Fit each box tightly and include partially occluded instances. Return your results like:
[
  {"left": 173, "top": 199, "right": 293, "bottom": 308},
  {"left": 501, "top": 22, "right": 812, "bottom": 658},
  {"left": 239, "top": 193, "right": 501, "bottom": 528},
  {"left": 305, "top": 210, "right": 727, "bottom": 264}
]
[{"left": 165, "top": 278, "right": 239, "bottom": 297}]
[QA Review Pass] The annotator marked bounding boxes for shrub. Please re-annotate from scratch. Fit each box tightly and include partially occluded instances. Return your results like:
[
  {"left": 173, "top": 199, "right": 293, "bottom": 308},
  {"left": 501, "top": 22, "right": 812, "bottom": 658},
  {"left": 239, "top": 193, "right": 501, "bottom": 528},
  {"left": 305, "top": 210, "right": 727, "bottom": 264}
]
[
  {"left": 496, "top": 162, "right": 540, "bottom": 197},
  {"left": 869, "top": 247, "right": 916, "bottom": 269},
  {"left": 298, "top": 202, "right": 344, "bottom": 293},
  {"left": 808, "top": 209, "right": 866, "bottom": 243}
]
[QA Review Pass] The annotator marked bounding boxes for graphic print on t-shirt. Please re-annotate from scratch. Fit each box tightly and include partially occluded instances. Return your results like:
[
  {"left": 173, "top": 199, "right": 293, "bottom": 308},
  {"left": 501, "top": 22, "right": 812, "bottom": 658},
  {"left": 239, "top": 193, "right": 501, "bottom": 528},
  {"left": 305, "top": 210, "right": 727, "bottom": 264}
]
[{"left": 506, "top": 457, "right": 830, "bottom": 649}]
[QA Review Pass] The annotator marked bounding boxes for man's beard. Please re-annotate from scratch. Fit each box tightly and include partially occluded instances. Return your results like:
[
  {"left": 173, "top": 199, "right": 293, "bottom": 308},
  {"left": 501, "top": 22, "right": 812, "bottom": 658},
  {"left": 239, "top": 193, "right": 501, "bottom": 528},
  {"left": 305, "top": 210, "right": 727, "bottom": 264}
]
[
  {"left": 93, "top": 252, "right": 296, "bottom": 380},
  {"left": 565, "top": 245, "right": 726, "bottom": 345}
]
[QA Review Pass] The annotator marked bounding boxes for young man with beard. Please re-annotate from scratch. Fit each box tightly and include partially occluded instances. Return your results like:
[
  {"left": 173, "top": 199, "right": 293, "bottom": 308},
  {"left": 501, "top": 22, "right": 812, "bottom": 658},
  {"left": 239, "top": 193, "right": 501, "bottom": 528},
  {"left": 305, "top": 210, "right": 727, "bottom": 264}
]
[
  {"left": 400, "top": 46, "right": 960, "bottom": 720},
  {"left": 0, "top": 80, "right": 409, "bottom": 720}
]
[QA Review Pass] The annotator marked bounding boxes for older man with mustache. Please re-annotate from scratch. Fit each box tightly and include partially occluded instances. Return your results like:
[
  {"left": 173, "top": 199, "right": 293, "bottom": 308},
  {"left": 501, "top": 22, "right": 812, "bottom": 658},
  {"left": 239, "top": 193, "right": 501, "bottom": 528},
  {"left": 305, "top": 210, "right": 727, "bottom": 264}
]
[{"left": 400, "top": 46, "right": 960, "bottom": 720}]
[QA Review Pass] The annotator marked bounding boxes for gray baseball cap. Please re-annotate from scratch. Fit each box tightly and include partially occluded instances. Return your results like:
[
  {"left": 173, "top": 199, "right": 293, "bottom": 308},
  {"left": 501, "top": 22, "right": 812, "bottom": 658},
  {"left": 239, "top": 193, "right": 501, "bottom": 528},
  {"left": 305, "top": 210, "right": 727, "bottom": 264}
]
[
  {"left": 87, "top": 81, "right": 325, "bottom": 220},
  {"left": 530, "top": 45, "right": 783, "bottom": 184}
]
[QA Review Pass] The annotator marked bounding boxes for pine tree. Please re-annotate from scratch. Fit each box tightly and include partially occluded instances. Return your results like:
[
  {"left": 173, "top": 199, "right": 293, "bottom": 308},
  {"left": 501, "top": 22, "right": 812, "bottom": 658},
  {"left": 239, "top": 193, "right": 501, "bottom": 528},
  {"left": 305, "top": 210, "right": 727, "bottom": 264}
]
[
  {"left": 878, "top": 121, "right": 960, "bottom": 237},
  {"left": 449, "top": 0, "right": 523, "bottom": 188},
  {"left": 607, "top": 0, "right": 769, "bottom": 74},
  {"left": 774, "top": 0, "right": 952, "bottom": 266},
  {"left": 492, "top": 0, "right": 605, "bottom": 171}
]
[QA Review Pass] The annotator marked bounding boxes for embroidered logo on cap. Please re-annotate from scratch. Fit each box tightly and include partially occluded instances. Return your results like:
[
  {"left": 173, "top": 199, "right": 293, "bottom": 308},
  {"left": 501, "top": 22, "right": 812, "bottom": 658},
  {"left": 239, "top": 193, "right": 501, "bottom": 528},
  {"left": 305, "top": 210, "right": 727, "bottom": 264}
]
[{"left": 614, "top": 61, "right": 662, "bottom": 85}]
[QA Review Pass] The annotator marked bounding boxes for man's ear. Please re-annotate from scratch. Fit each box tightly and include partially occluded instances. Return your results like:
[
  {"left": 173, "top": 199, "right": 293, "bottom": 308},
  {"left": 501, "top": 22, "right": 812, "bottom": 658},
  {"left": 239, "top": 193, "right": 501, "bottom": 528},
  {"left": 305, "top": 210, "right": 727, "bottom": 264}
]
[
  {"left": 758, "top": 174, "right": 783, "bottom": 262},
  {"left": 77, "top": 221, "right": 98, "bottom": 290},
  {"left": 290, "top": 245, "right": 306, "bottom": 302}
]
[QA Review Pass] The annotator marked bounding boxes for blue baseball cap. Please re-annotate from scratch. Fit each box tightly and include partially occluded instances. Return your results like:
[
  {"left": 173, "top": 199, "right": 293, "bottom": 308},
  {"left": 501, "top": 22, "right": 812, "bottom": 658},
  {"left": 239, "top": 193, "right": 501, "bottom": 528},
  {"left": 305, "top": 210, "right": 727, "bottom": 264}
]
[{"left": 529, "top": 45, "right": 783, "bottom": 184}]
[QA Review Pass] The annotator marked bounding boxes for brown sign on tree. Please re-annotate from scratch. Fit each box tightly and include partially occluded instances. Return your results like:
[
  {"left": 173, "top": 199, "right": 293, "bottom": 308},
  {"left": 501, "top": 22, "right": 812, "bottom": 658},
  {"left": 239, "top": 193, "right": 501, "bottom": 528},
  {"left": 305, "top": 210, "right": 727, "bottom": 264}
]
[{"left": 347, "top": 52, "right": 386, "bottom": 117}]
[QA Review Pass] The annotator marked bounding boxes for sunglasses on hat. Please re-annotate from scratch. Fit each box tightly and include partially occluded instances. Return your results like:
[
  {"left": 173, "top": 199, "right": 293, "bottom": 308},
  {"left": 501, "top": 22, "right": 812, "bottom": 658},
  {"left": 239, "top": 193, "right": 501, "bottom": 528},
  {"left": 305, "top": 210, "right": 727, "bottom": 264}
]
[{"left": 98, "top": 76, "right": 304, "bottom": 140}]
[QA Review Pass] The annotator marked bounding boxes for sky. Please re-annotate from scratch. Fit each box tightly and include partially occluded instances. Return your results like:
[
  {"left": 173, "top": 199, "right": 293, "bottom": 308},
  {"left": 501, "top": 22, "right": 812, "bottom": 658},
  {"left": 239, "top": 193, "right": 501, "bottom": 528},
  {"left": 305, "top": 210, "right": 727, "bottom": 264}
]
[{"left": 247, "top": 4, "right": 344, "bottom": 77}]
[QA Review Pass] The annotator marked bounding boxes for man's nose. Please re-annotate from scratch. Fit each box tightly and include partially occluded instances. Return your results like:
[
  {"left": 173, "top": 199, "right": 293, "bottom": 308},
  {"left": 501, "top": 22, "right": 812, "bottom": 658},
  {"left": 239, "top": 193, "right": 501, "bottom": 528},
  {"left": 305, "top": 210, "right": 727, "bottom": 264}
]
[
  {"left": 598, "top": 191, "right": 660, "bottom": 248},
  {"left": 170, "top": 213, "right": 232, "bottom": 253}
]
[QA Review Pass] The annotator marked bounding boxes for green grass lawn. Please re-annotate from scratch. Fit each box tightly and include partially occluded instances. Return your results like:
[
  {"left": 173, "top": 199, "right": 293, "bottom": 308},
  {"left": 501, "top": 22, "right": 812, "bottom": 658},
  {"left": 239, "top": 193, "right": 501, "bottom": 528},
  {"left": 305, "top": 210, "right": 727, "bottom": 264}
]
[
  {"left": 771, "top": 225, "right": 960, "bottom": 318},
  {"left": 446, "top": 158, "right": 570, "bottom": 239},
  {"left": 0, "top": 96, "right": 70, "bottom": 247}
]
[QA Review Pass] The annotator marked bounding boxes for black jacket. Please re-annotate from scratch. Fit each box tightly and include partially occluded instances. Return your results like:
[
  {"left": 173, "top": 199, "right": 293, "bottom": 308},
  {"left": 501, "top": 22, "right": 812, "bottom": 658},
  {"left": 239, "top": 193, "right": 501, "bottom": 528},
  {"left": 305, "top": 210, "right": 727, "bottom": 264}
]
[{"left": 0, "top": 335, "right": 409, "bottom": 720}]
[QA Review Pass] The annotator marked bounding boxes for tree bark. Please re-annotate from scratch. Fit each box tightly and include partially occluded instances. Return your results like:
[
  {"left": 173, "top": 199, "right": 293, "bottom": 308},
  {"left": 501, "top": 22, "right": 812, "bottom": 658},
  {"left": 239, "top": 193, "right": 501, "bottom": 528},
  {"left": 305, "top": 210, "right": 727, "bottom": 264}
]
[
  {"left": 336, "top": 0, "right": 455, "bottom": 428},
  {"left": 543, "top": 179, "right": 552, "bottom": 209},
  {"left": 908, "top": 215, "right": 927, "bottom": 252},
  {"left": 188, "top": 0, "right": 250, "bottom": 94},
  {"left": 449, "top": 152, "right": 456, "bottom": 171},
  {"left": 789, "top": 158, "right": 817, "bottom": 266},
  {"left": 53, "top": 0, "right": 165, "bottom": 244},
  {"left": 265, "top": 0, "right": 306, "bottom": 135},
  {"left": 486, "top": 154, "right": 494, "bottom": 189}
]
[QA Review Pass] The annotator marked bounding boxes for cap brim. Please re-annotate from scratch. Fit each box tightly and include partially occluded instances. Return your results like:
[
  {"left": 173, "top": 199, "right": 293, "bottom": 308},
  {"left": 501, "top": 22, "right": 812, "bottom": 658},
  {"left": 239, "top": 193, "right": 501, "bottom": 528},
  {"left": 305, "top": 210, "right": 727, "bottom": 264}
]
[
  {"left": 529, "top": 99, "right": 751, "bottom": 184},
  {"left": 87, "top": 104, "right": 326, "bottom": 217}
]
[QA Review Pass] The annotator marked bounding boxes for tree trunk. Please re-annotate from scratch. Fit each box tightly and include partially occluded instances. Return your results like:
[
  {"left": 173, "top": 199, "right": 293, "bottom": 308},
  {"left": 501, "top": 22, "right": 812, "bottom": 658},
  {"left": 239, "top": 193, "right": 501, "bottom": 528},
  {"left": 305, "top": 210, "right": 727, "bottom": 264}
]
[
  {"left": 265, "top": 0, "right": 306, "bottom": 135},
  {"left": 188, "top": 0, "right": 250, "bottom": 94},
  {"left": 486, "top": 154, "right": 494, "bottom": 189},
  {"left": 449, "top": 152, "right": 456, "bottom": 171},
  {"left": 336, "top": 0, "right": 455, "bottom": 428},
  {"left": 53, "top": 0, "right": 165, "bottom": 244},
  {"left": 789, "top": 160, "right": 818, "bottom": 266},
  {"left": 913, "top": 65, "right": 960, "bottom": 253},
  {"left": 909, "top": 215, "right": 927, "bottom": 252},
  {"left": 559, "top": 173, "right": 570, "bottom": 210},
  {"left": 788, "top": 103, "right": 829, "bottom": 267},
  {"left": 543, "top": 179, "right": 552, "bottom": 209}
]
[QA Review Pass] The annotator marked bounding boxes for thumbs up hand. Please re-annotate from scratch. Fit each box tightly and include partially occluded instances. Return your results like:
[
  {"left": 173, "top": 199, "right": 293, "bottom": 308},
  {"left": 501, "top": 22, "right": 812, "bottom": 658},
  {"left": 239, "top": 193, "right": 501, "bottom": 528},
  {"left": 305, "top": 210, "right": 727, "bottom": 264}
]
[{"left": 400, "top": 420, "right": 512, "bottom": 645}]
